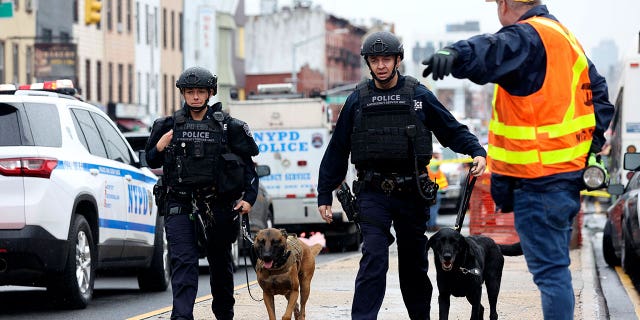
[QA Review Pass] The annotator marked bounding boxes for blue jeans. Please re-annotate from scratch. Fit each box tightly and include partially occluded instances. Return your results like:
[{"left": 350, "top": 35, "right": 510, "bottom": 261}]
[
  {"left": 512, "top": 186, "right": 580, "bottom": 320},
  {"left": 427, "top": 192, "right": 442, "bottom": 228}
]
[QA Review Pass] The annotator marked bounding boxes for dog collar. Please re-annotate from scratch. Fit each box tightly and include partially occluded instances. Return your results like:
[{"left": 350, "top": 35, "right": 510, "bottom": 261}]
[{"left": 459, "top": 267, "right": 481, "bottom": 276}]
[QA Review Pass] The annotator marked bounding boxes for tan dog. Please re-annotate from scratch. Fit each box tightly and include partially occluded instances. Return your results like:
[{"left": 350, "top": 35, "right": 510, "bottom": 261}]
[{"left": 253, "top": 228, "right": 323, "bottom": 320}]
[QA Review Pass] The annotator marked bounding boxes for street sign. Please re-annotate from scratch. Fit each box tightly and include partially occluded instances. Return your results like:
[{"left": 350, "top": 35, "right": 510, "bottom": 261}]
[{"left": 0, "top": 1, "right": 13, "bottom": 19}]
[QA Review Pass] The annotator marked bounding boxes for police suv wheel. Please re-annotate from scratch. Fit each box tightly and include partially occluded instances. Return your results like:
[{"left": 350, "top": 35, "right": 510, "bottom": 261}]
[
  {"left": 138, "top": 217, "right": 170, "bottom": 291},
  {"left": 48, "top": 215, "right": 96, "bottom": 309},
  {"left": 622, "top": 231, "right": 640, "bottom": 275}
]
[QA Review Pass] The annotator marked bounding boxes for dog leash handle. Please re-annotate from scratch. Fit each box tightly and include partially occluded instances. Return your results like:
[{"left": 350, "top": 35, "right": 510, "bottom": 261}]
[{"left": 454, "top": 163, "right": 478, "bottom": 232}]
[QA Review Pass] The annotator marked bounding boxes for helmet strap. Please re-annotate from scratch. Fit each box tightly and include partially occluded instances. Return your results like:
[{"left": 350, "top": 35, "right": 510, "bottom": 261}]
[
  {"left": 180, "top": 88, "right": 213, "bottom": 113},
  {"left": 184, "top": 100, "right": 208, "bottom": 113}
]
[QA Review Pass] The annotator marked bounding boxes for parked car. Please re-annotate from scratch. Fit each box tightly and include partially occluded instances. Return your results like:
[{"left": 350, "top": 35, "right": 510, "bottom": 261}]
[
  {"left": 123, "top": 131, "right": 273, "bottom": 269},
  {"left": 0, "top": 81, "right": 167, "bottom": 309},
  {"left": 603, "top": 152, "right": 640, "bottom": 276}
]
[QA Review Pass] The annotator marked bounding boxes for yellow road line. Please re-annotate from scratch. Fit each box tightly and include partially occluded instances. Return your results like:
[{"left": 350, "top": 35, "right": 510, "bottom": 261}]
[
  {"left": 615, "top": 266, "right": 640, "bottom": 318},
  {"left": 126, "top": 280, "right": 259, "bottom": 320}
]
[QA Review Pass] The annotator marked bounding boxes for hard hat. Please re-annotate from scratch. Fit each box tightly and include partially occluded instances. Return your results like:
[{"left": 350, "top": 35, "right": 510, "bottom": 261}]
[{"left": 432, "top": 144, "right": 443, "bottom": 154}]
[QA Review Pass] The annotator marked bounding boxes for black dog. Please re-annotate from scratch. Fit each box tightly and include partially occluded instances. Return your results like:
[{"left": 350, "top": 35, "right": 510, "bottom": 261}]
[{"left": 427, "top": 227, "right": 522, "bottom": 320}]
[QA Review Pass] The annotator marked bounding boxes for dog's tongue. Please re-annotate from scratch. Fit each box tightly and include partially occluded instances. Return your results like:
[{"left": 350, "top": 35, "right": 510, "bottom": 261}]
[{"left": 264, "top": 260, "right": 273, "bottom": 269}]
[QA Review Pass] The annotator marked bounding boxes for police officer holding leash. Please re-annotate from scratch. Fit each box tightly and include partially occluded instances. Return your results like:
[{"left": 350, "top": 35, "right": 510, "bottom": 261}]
[
  {"left": 146, "top": 66, "right": 259, "bottom": 320},
  {"left": 317, "top": 31, "right": 487, "bottom": 320}
]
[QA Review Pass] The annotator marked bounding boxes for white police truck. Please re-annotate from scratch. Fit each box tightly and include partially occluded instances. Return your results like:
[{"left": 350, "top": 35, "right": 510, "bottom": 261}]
[
  {"left": 0, "top": 81, "right": 168, "bottom": 308},
  {"left": 229, "top": 95, "right": 360, "bottom": 252}
]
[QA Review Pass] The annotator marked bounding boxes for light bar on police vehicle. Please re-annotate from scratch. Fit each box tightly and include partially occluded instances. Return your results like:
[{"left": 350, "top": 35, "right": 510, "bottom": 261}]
[
  {"left": 16, "top": 79, "right": 77, "bottom": 95},
  {"left": 0, "top": 83, "right": 17, "bottom": 94}
]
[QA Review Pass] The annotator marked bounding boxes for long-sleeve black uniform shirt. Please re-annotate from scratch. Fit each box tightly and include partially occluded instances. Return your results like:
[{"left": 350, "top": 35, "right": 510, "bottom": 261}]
[{"left": 317, "top": 75, "right": 487, "bottom": 206}]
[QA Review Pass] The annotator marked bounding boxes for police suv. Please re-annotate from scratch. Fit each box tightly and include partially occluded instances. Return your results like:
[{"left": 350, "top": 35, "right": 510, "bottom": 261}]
[{"left": 0, "top": 80, "right": 168, "bottom": 309}]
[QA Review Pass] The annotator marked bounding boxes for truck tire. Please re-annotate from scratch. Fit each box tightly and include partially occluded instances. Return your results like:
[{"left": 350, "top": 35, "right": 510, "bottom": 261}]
[
  {"left": 138, "top": 217, "right": 170, "bottom": 291},
  {"left": 603, "top": 220, "right": 620, "bottom": 267},
  {"left": 47, "top": 215, "right": 95, "bottom": 309}
]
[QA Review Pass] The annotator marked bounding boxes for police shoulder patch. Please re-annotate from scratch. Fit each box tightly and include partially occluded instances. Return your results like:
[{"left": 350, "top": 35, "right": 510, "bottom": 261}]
[{"left": 243, "top": 123, "right": 252, "bottom": 137}]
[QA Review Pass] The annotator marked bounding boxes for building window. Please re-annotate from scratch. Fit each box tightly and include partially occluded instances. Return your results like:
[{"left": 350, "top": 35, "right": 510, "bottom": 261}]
[
  {"left": 97, "top": 61, "right": 102, "bottom": 101},
  {"left": 128, "top": 64, "right": 133, "bottom": 103},
  {"left": 137, "top": 71, "right": 141, "bottom": 103},
  {"left": 60, "top": 32, "right": 70, "bottom": 43},
  {"left": 135, "top": 2, "right": 139, "bottom": 43},
  {"left": 108, "top": 62, "right": 113, "bottom": 102},
  {"left": 145, "top": 4, "right": 149, "bottom": 45},
  {"left": 126, "top": 0, "right": 131, "bottom": 32},
  {"left": 171, "top": 75, "right": 176, "bottom": 111},
  {"left": 162, "top": 8, "right": 167, "bottom": 49},
  {"left": 117, "top": 0, "right": 122, "bottom": 24},
  {"left": 171, "top": 11, "right": 175, "bottom": 50},
  {"left": 154, "top": 7, "right": 158, "bottom": 47},
  {"left": 179, "top": 13, "right": 183, "bottom": 51},
  {"left": 0, "top": 41, "right": 5, "bottom": 83},
  {"left": 25, "top": 46, "right": 32, "bottom": 83},
  {"left": 12, "top": 43, "right": 19, "bottom": 84},
  {"left": 73, "top": 0, "right": 78, "bottom": 23},
  {"left": 117, "top": 64, "right": 123, "bottom": 102},
  {"left": 42, "top": 28, "right": 52, "bottom": 43},
  {"left": 146, "top": 72, "right": 150, "bottom": 108},
  {"left": 163, "top": 74, "right": 167, "bottom": 115},
  {"left": 107, "top": 0, "right": 112, "bottom": 31},
  {"left": 85, "top": 59, "right": 91, "bottom": 100}
]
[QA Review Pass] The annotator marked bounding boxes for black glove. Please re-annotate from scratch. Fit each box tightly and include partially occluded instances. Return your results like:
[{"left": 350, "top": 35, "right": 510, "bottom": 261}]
[{"left": 422, "top": 48, "right": 458, "bottom": 80}]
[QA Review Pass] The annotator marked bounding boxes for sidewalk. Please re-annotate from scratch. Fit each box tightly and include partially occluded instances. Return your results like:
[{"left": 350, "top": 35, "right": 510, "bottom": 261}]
[{"left": 136, "top": 225, "right": 603, "bottom": 320}]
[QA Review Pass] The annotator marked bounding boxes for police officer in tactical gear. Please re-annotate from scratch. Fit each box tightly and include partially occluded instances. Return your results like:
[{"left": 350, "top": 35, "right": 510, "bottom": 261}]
[
  {"left": 317, "top": 31, "right": 487, "bottom": 320},
  {"left": 146, "top": 66, "right": 259, "bottom": 320}
]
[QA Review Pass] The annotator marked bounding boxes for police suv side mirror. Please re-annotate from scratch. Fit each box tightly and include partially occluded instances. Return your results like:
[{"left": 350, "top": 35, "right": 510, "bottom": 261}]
[
  {"left": 607, "top": 184, "right": 624, "bottom": 196},
  {"left": 256, "top": 165, "right": 271, "bottom": 178}
]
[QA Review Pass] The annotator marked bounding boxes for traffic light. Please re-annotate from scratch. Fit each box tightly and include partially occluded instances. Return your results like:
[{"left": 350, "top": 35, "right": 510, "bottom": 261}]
[{"left": 85, "top": 0, "right": 102, "bottom": 25}]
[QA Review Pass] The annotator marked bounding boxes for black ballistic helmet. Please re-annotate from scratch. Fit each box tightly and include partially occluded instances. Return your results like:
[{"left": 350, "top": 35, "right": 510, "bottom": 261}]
[
  {"left": 360, "top": 31, "right": 404, "bottom": 60},
  {"left": 176, "top": 66, "right": 217, "bottom": 92}
]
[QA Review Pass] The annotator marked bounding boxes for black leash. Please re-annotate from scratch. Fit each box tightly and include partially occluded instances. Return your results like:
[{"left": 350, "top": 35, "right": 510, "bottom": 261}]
[
  {"left": 239, "top": 212, "right": 262, "bottom": 302},
  {"left": 454, "top": 163, "right": 478, "bottom": 233}
]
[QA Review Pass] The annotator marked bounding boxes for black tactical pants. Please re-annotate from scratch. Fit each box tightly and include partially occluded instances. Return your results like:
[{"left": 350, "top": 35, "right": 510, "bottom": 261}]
[
  {"left": 164, "top": 197, "right": 239, "bottom": 320},
  {"left": 352, "top": 189, "right": 432, "bottom": 320}
]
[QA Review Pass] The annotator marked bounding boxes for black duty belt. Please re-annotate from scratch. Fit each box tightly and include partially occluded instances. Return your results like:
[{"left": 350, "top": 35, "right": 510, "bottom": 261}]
[
  {"left": 360, "top": 172, "right": 418, "bottom": 194},
  {"left": 168, "top": 188, "right": 192, "bottom": 200},
  {"left": 168, "top": 206, "right": 191, "bottom": 215}
]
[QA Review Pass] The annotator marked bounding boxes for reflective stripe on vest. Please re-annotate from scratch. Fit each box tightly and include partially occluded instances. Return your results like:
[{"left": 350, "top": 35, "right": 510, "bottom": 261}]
[{"left": 487, "top": 16, "right": 595, "bottom": 178}]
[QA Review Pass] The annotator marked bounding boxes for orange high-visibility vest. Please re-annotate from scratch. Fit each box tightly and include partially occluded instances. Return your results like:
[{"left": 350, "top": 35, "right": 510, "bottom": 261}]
[
  {"left": 428, "top": 166, "right": 449, "bottom": 190},
  {"left": 487, "top": 16, "right": 595, "bottom": 179}
]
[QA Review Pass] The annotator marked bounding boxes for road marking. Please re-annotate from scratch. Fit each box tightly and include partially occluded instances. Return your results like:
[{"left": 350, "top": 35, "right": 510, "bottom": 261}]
[
  {"left": 126, "top": 280, "right": 260, "bottom": 320},
  {"left": 615, "top": 266, "right": 640, "bottom": 318}
]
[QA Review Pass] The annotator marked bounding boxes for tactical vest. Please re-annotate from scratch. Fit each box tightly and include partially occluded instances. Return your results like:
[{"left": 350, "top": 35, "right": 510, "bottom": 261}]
[
  {"left": 164, "top": 109, "right": 224, "bottom": 189},
  {"left": 351, "top": 76, "right": 432, "bottom": 173}
]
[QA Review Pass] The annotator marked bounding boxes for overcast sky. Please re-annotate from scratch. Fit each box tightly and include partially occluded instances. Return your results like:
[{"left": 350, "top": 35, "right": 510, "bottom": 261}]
[{"left": 245, "top": 0, "right": 640, "bottom": 60}]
